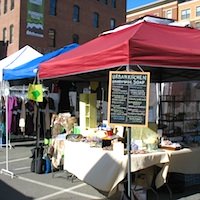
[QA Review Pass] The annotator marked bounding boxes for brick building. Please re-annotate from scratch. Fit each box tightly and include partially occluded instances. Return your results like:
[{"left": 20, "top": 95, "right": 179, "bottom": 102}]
[
  {"left": 127, "top": 0, "right": 200, "bottom": 28},
  {"left": 0, "top": 0, "right": 126, "bottom": 56},
  {"left": 127, "top": 0, "right": 178, "bottom": 23},
  {"left": 178, "top": 0, "right": 200, "bottom": 28}
]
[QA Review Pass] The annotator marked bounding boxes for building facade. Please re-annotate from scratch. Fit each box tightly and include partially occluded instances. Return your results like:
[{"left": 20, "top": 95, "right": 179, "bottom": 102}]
[
  {"left": 127, "top": 0, "right": 178, "bottom": 23},
  {"left": 0, "top": 0, "right": 126, "bottom": 56},
  {"left": 178, "top": 0, "right": 200, "bottom": 28},
  {"left": 127, "top": 0, "right": 200, "bottom": 28}
]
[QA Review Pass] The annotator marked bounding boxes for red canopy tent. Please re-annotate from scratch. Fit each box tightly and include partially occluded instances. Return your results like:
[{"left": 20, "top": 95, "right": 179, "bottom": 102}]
[
  {"left": 39, "top": 20, "right": 200, "bottom": 198},
  {"left": 39, "top": 21, "right": 200, "bottom": 82}
]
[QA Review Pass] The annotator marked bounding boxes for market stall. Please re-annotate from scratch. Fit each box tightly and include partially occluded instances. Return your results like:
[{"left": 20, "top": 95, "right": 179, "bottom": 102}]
[
  {"left": 0, "top": 45, "right": 42, "bottom": 178},
  {"left": 37, "top": 16, "right": 200, "bottom": 199},
  {"left": 1, "top": 43, "right": 79, "bottom": 142},
  {"left": 0, "top": 44, "right": 79, "bottom": 179}
]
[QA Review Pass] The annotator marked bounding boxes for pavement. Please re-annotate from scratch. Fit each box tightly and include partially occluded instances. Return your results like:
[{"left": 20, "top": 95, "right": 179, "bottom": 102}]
[{"left": 0, "top": 142, "right": 200, "bottom": 200}]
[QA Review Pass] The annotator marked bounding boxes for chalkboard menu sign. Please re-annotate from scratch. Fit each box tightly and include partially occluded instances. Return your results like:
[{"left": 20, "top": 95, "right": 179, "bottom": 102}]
[{"left": 107, "top": 71, "right": 150, "bottom": 127}]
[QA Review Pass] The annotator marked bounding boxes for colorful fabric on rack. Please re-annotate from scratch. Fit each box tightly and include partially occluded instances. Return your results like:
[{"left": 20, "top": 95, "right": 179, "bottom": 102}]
[
  {"left": 25, "top": 100, "right": 35, "bottom": 136},
  {"left": 11, "top": 97, "right": 22, "bottom": 134},
  {"left": 0, "top": 123, "right": 5, "bottom": 136},
  {"left": 8, "top": 96, "right": 17, "bottom": 134},
  {"left": 19, "top": 99, "right": 26, "bottom": 133},
  {"left": 44, "top": 98, "right": 50, "bottom": 131}
]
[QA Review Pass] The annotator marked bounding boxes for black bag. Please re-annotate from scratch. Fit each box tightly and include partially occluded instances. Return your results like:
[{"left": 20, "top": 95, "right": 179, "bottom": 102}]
[
  {"left": 35, "top": 157, "right": 46, "bottom": 174},
  {"left": 31, "top": 159, "right": 35, "bottom": 172},
  {"left": 30, "top": 146, "right": 45, "bottom": 174},
  {"left": 30, "top": 146, "right": 44, "bottom": 159}
]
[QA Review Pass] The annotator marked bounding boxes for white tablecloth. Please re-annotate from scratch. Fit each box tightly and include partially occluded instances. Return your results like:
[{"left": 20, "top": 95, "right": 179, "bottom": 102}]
[
  {"left": 64, "top": 141, "right": 169, "bottom": 194},
  {"left": 166, "top": 147, "right": 200, "bottom": 174},
  {"left": 155, "top": 146, "right": 200, "bottom": 188}
]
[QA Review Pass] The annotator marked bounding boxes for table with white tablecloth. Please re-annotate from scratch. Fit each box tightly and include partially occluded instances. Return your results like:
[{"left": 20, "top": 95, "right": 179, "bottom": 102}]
[
  {"left": 63, "top": 141, "right": 169, "bottom": 195},
  {"left": 155, "top": 146, "right": 200, "bottom": 190},
  {"left": 166, "top": 147, "right": 200, "bottom": 174}
]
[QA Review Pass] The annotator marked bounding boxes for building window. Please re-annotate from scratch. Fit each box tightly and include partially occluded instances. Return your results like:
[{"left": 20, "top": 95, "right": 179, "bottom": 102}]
[
  {"left": 10, "top": 0, "right": 14, "bottom": 10},
  {"left": 111, "top": 0, "right": 116, "bottom": 8},
  {"left": 49, "top": 0, "right": 57, "bottom": 16},
  {"left": 181, "top": 9, "right": 190, "bottom": 20},
  {"left": 165, "top": 10, "right": 172, "bottom": 19},
  {"left": 103, "top": 0, "right": 108, "bottom": 4},
  {"left": 196, "top": 6, "right": 200, "bottom": 17},
  {"left": 4, "top": 0, "right": 7, "bottom": 14},
  {"left": 73, "top": 5, "right": 80, "bottom": 22},
  {"left": 72, "top": 34, "right": 79, "bottom": 44},
  {"left": 3, "top": 27, "right": 7, "bottom": 42},
  {"left": 9, "top": 24, "right": 14, "bottom": 43},
  {"left": 110, "top": 18, "right": 116, "bottom": 29},
  {"left": 93, "top": 12, "right": 99, "bottom": 28},
  {"left": 48, "top": 29, "right": 56, "bottom": 47},
  {"left": 195, "top": 22, "right": 200, "bottom": 29}
]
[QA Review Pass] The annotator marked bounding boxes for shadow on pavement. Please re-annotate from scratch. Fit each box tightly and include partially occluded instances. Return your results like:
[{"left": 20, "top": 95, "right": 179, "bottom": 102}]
[
  {"left": 152, "top": 184, "right": 200, "bottom": 200},
  {"left": 0, "top": 179, "right": 33, "bottom": 200}
]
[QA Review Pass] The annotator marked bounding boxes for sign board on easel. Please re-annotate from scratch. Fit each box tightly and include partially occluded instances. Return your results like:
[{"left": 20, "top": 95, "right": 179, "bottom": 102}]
[
  {"left": 107, "top": 71, "right": 150, "bottom": 200},
  {"left": 107, "top": 71, "right": 150, "bottom": 127},
  {"left": 108, "top": 71, "right": 150, "bottom": 199}
]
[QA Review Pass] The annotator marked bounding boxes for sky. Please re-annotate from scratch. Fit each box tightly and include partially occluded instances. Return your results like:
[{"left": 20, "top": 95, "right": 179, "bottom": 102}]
[{"left": 127, "top": 0, "right": 157, "bottom": 10}]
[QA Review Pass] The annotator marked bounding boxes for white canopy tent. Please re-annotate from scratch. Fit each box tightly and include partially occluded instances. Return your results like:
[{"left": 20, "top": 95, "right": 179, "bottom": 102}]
[
  {"left": 0, "top": 45, "right": 42, "bottom": 178},
  {"left": 0, "top": 45, "right": 42, "bottom": 82}
]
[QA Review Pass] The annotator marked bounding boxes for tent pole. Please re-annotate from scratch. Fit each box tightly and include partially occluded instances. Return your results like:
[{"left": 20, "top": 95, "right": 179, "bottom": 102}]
[
  {"left": 126, "top": 65, "right": 132, "bottom": 199},
  {"left": 0, "top": 91, "right": 14, "bottom": 178},
  {"left": 36, "top": 102, "right": 40, "bottom": 148},
  {"left": 36, "top": 71, "right": 40, "bottom": 148},
  {"left": 157, "top": 82, "right": 162, "bottom": 126},
  {"left": 127, "top": 127, "right": 132, "bottom": 199}
]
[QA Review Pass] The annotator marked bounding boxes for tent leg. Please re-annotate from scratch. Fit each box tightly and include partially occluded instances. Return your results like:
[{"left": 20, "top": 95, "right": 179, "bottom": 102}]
[
  {"left": 1, "top": 140, "right": 13, "bottom": 149},
  {"left": 0, "top": 168, "right": 14, "bottom": 178},
  {"left": 127, "top": 127, "right": 132, "bottom": 199},
  {"left": 0, "top": 94, "right": 15, "bottom": 179}
]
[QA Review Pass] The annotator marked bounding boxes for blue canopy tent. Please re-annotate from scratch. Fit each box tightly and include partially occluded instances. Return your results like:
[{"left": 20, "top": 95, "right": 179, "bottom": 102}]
[{"left": 3, "top": 43, "right": 79, "bottom": 80}]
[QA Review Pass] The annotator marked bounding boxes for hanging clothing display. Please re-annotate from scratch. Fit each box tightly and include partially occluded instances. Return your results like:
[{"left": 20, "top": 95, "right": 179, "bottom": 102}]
[
  {"left": 1, "top": 94, "right": 56, "bottom": 139},
  {"left": 19, "top": 98, "right": 26, "bottom": 133},
  {"left": 8, "top": 96, "right": 18, "bottom": 134}
]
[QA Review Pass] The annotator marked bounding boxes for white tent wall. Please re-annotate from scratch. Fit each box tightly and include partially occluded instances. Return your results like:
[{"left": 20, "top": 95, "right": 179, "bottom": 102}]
[
  {"left": 0, "top": 46, "right": 42, "bottom": 178},
  {"left": 0, "top": 45, "right": 42, "bottom": 81}
]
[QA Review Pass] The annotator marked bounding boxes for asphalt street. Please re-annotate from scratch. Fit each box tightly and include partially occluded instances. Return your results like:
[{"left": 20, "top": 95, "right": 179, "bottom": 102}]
[
  {"left": 0, "top": 142, "right": 200, "bottom": 200},
  {"left": 0, "top": 143, "right": 111, "bottom": 200}
]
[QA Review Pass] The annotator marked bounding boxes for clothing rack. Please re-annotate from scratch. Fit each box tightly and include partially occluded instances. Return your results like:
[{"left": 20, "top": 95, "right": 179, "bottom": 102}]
[
  {"left": 0, "top": 84, "right": 27, "bottom": 178},
  {"left": 0, "top": 81, "right": 10, "bottom": 149},
  {"left": 1, "top": 85, "right": 29, "bottom": 148},
  {"left": 0, "top": 84, "right": 48, "bottom": 178},
  {"left": 9, "top": 85, "right": 49, "bottom": 148},
  {"left": 0, "top": 86, "right": 14, "bottom": 178}
]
